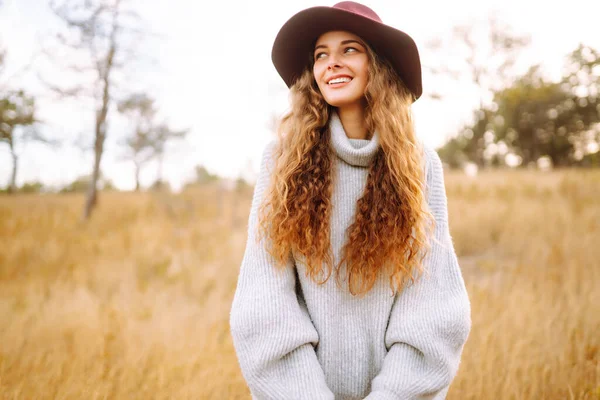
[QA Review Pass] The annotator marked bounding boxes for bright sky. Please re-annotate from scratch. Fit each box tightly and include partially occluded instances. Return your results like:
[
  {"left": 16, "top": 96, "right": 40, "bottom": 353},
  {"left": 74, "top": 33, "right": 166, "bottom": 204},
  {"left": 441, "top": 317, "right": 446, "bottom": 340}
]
[{"left": 1, "top": 0, "right": 599, "bottom": 191}]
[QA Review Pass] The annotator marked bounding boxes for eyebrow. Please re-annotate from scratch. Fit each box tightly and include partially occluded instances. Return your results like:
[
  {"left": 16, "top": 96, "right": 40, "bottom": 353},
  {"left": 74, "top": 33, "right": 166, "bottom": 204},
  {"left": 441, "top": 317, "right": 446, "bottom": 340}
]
[{"left": 314, "top": 39, "right": 365, "bottom": 51}]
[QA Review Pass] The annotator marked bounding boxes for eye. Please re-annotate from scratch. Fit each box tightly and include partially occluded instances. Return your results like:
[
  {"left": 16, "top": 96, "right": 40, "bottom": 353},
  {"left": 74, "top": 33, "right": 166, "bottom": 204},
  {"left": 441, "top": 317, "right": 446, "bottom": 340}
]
[
  {"left": 315, "top": 52, "right": 326, "bottom": 60},
  {"left": 345, "top": 47, "right": 358, "bottom": 53}
]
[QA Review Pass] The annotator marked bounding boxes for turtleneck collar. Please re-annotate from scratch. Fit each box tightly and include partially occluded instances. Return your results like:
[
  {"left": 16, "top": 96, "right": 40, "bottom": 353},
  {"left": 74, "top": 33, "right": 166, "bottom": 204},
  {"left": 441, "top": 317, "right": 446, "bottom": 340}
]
[{"left": 329, "top": 110, "right": 380, "bottom": 167}]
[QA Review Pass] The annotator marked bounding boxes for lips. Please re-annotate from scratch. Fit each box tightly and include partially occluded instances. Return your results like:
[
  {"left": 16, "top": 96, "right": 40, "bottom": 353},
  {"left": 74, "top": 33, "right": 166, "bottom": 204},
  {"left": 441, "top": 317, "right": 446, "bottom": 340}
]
[
  {"left": 326, "top": 74, "right": 353, "bottom": 85},
  {"left": 327, "top": 80, "right": 352, "bottom": 89}
]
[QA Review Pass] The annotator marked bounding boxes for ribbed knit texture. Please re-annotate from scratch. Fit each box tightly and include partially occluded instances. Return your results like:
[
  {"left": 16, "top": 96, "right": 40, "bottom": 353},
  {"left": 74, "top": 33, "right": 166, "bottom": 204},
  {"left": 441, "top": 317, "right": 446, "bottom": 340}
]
[{"left": 229, "top": 112, "right": 472, "bottom": 400}]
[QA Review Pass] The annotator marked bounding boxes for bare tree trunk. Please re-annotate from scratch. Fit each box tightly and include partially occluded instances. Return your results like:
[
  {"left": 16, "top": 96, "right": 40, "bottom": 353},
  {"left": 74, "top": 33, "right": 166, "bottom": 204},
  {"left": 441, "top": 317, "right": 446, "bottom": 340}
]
[
  {"left": 134, "top": 161, "right": 141, "bottom": 191},
  {"left": 8, "top": 137, "right": 17, "bottom": 194},
  {"left": 154, "top": 152, "right": 164, "bottom": 190},
  {"left": 83, "top": 107, "right": 107, "bottom": 220},
  {"left": 82, "top": 8, "right": 118, "bottom": 220},
  {"left": 157, "top": 153, "right": 163, "bottom": 184},
  {"left": 84, "top": 129, "right": 103, "bottom": 218}
]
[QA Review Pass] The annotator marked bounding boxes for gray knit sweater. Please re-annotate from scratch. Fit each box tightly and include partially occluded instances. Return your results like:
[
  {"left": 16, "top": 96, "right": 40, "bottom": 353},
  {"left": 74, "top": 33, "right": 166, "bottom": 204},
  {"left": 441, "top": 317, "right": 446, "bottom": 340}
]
[{"left": 229, "top": 111, "right": 472, "bottom": 400}]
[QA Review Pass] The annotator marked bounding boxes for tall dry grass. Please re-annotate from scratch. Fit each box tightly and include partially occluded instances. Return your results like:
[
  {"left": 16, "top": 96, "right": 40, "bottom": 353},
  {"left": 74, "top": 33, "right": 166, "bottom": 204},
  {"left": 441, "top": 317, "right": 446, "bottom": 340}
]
[{"left": 0, "top": 169, "right": 598, "bottom": 399}]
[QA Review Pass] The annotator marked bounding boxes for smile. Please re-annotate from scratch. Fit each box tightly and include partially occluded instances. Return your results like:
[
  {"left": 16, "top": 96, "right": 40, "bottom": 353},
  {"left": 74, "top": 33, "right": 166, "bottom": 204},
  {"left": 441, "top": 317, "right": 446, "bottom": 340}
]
[
  {"left": 327, "top": 79, "right": 353, "bottom": 89},
  {"left": 328, "top": 77, "right": 352, "bottom": 84}
]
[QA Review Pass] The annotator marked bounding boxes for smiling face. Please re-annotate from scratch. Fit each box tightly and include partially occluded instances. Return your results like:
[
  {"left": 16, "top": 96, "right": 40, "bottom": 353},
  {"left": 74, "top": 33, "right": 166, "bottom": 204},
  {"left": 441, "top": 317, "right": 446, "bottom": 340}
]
[{"left": 312, "top": 30, "right": 369, "bottom": 109}]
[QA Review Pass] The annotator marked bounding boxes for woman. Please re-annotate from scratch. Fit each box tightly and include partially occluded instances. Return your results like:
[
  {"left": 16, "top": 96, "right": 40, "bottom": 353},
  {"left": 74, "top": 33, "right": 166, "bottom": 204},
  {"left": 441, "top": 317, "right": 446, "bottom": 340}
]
[{"left": 229, "top": 2, "right": 472, "bottom": 399}]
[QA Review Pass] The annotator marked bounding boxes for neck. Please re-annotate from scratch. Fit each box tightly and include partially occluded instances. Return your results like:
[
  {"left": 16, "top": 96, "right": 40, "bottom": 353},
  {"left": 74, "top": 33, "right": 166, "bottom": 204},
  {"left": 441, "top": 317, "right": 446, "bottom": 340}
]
[
  {"left": 336, "top": 102, "right": 368, "bottom": 140},
  {"left": 329, "top": 110, "right": 380, "bottom": 168}
]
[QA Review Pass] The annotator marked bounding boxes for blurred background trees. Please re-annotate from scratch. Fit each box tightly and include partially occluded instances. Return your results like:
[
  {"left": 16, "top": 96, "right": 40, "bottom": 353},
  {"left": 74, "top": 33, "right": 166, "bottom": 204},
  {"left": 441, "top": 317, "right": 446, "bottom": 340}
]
[
  {"left": 422, "top": 15, "right": 599, "bottom": 170},
  {"left": 117, "top": 92, "right": 189, "bottom": 191},
  {"left": 40, "top": 0, "right": 145, "bottom": 219},
  {"left": 437, "top": 44, "right": 600, "bottom": 169},
  {"left": 117, "top": 93, "right": 159, "bottom": 192},
  {"left": 426, "top": 15, "right": 530, "bottom": 105},
  {"left": 0, "top": 43, "right": 55, "bottom": 193},
  {"left": 0, "top": 90, "right": 36, "bottom": 193},
  {"left": 1, "top": 2, "right": 599, "bottom": 204}
]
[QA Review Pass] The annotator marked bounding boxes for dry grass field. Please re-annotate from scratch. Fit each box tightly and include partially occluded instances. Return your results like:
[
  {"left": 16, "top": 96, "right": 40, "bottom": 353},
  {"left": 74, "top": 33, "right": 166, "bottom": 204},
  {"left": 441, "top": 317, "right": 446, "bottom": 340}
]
[{"left": 0, "top": 168, "right": 599, "bottom": 399}]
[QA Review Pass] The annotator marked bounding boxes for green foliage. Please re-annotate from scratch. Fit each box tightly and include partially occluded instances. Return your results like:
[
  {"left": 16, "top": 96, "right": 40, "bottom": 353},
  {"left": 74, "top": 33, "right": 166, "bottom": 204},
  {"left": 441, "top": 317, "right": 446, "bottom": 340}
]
[
  {"left": 60, "top": 176, "right": 91, "bottom": 193},
  {"left": 0, "top": 90, "right": 42, "bottom": 193},
  {"left": 235, "top": 177, "right": 251, "bottom": 193},
  {"left": 118, "top": 92, "right": 189, "bottom": 190},
  {"left": 60, "top": 175, "right": 117, "bottom": 193},
  {"left": 436, "top": 137, "right": 471, "bottom": 169},
  {"left": 118, "top": 93, "right": 157, "bottom": 162},
  {"left": 194, "top": 165, "right": 219, "bottom": 184},
  {"left": 0, "top": 181, "right": 48, "bottom": 194},
  {"left": 101, "top": 179, "right": 117, "bottom": 192},
  {"left": 19, "top": 182, "right": 44, "bottom": 193},
  {"left": 579, "top": 150, "right": 600, "bottom": 167},
  {"left": 439, "top": 44, "right": 600, "bottom": 168},
  {"left": 150, "top": 179, "right": 172, "bottom": 193},
  {"left": 0, "top": 90, "right": 36, "bottom": 144}
]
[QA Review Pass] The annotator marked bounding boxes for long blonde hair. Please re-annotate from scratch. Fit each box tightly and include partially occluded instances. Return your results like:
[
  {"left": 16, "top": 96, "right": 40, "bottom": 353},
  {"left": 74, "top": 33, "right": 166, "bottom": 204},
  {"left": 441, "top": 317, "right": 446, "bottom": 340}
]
[{"left": 257, "top": 40, "right": 435, "bottom": 297}]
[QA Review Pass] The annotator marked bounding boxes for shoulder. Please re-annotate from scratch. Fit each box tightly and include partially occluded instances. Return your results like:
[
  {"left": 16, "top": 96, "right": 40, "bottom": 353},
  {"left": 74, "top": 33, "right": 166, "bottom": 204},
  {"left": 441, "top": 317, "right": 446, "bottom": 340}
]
[
  {"left": 261, "top": 138, "right": 278, "bottom": 159},
  {"left": 251, "top": 139, "right": 280, "bottom": 208},
  {"left": 258, "top": 138, "right": 279, "bottom": 171},
  {"left": 265, "top": 138, "right": 278, "bottom": 154},
  {"left": 420, "top": 142, "right": 449, "bottom": 222},
  {"left": 421, "top": 142, "right": 444, "bottom": 185},
  {"left": 255, "top": 138, "right": 282, "bottom": 188}
]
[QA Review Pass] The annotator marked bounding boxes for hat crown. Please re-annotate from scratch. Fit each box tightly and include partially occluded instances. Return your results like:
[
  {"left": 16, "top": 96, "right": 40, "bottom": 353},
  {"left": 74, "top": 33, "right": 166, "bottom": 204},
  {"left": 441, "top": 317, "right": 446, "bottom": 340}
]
[
  {"left": 271, "top": 1, "right": 422, "bottom": 101},
  {"left": 332, "top": 1, "right": 382, "bottom": 23}
]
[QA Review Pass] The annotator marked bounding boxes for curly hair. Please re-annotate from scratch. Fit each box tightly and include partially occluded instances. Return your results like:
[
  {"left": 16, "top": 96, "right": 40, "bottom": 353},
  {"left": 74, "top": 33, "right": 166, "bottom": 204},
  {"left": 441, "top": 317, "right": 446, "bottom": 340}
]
[{"left": 257, "top": 39, "right": 436, "bottom": 297}]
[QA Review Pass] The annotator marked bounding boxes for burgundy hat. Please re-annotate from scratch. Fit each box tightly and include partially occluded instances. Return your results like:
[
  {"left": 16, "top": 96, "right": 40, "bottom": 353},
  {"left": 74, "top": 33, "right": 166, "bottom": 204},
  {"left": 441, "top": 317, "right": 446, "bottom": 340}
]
[{"left": 271, "top": 1, "right": 423, "bottom": 102}]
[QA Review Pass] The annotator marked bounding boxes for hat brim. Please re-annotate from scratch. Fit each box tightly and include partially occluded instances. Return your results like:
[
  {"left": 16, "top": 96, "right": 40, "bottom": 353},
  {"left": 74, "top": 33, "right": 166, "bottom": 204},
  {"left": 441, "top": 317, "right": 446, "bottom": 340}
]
[{"left": 271, "top": 6, "right": 422, "bottom": 101}]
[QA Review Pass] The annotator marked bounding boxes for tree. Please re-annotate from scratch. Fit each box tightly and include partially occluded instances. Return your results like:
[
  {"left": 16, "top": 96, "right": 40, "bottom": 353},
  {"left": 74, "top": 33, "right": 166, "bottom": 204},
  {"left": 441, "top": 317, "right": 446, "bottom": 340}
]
[
  {"left": 426, "top": 15, "right": 530, "bottom": 165},
  {"left": 559, "top": 44, "right": 600, "bottom": 164},
  {"left": 117, "top": 93, "right": 155, "bottom": 191},
  {"left": 42, "top": 0, "right": 143, "bottom": 219},
  {"left": 117, "top": 92, "right": 188, "bottom": 191},
  {"left": 0, "top": 43, "right": 53, "bottom": 193},
  {"left": 60, "top": 175, "right": 90, "bottom": 193},
  {"left": 149, "top": 122, "right": 188, "bottom": 185},
  {"left": 20, "top": 181, "right": 45, "bottom": 193},
  {"left": 483, "top": 45, "right": 600, "bottom": 167},
  {"left": 492, "top": 67, "right": 568, "bottom": 166},
  {"left": 60, "top": 173, "right": 116, "bottom": 193},
  {"left": 426, "top": 14, "right": 530, "bottom": 107},
  {"left": 194, "top": 165, "right": 218, "bottom": 184},
  {"left": 0, "top": 90, "right": 38, "bottom": 193},
  {"left": 438, "top": 44, "right": 600, "bottom": 168}
]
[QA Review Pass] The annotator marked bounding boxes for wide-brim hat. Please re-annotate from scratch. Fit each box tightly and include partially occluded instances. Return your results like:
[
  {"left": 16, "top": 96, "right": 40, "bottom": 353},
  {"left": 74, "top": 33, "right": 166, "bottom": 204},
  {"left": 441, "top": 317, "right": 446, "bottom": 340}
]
[{"left": 271, "top": 1, "right": 423, "bottom": 102}]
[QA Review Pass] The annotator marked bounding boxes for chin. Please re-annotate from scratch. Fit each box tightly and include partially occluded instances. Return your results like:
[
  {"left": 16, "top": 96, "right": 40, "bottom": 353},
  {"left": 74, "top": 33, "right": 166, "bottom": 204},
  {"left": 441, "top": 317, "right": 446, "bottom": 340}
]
[{"left": 324, "top": 96, "right": 363, "bottom": 108}]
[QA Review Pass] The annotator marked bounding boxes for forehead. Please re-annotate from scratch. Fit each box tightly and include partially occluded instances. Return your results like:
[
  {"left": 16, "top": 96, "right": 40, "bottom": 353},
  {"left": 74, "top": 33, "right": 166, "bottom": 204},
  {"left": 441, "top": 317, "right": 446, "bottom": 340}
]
[{"left": 314, "top": 30, "right": 363, "bottom": 47}]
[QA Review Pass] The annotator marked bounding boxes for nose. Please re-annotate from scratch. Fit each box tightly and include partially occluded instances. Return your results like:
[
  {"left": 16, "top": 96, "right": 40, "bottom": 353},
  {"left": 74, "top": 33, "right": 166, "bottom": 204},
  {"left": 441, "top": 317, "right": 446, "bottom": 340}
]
[{"left": 327, "top": 53, "right": 343, "bottom": 70}]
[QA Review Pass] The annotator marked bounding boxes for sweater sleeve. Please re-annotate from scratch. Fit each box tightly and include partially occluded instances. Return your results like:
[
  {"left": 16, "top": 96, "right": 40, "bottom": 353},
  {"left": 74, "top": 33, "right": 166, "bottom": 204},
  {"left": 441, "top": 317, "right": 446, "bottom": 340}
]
[
  {"left": 229, "top": 140, "right": 335, "bottom": 400},
  {"left": 364, "top": 146, "right": 472, "bottom": 400}
]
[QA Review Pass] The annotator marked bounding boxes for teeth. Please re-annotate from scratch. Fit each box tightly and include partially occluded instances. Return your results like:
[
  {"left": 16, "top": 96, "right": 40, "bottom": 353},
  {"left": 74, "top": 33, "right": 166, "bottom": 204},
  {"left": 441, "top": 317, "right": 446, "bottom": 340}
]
[{"left": 328, "top": 77, "right": 352, "bottom": 84}]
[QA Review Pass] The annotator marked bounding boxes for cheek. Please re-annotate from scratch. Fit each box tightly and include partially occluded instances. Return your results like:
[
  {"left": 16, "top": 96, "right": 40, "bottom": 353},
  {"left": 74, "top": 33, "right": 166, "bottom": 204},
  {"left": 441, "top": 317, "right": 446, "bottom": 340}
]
[
  {"left": 312, "top": 68, "right": 321, "bottom": 87},
  {"left": 359, "top": 64, "right": 369, "bottom": 89},
  {"left": 313, "top": 64, "right": 323, "bottom": 80},
  {"left": 360, "top": 61, "right": 369, "bottom": 80},
  {"left": 314, "top": 67, "right": 328, "bottom": 91}
]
